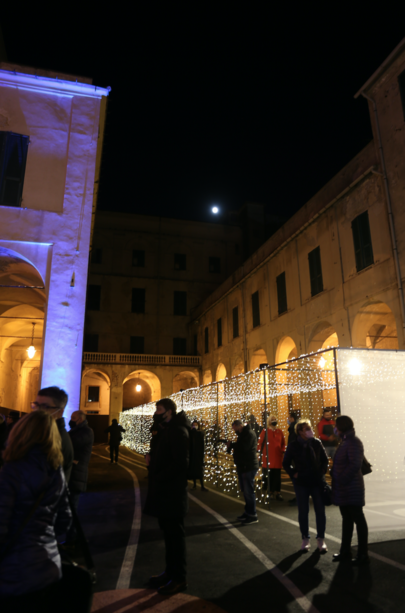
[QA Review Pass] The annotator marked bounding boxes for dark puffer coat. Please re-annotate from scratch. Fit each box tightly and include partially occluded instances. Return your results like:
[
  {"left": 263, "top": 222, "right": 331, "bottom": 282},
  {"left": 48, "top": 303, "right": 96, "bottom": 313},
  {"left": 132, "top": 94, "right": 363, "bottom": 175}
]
[
  {"left": 144, "top": 410, "right": 190, "bottom": 518},
  {"left": 0, "top": 446, "right": 71, "bottom": 596},
  {"left": 283, "top": 436, "right": 328, "bottom": 486},
  {"left": 68, "top": 420, "right": 94, "bottom": 492},
  {"left": 229, "top": 425, "right": 259, "bottom": 473},
  {"left": 106, "top": 422, "right": 126, "bottom": 446},
  {"left": 331, "top": 429, "right": 365, "bottom": 507}
]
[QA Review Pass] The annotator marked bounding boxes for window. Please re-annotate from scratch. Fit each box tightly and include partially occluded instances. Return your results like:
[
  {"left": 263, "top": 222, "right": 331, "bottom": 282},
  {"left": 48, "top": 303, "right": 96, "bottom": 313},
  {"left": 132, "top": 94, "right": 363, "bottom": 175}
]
[
  {"left": 0, "top": 132, "right": 29, "bottom": 207},
  {"left": 193, "top": 334, "right": 198, "bottom": 355},
  {"left": 276, "top": 272, "right": 288, "bottom": 315},
  {"left": 173, "top": 291, "right": 187, "bottom": 315},
  {"left": 130, "top": 336, "right": 144, "bottom": 354},
  {"left": 308, "top": 246, "right": 323, "bottom": 297},
  {"left": 232, "top": 306, "right": 239, "bottom": 338},
  {"left": 132, "top": 250, "right": 145, "bottom": 267},
  {"left": 132, "top": 288, "right": 145, "bottom": 313},
  {"left": 352, "top": 211, "right": 374, "bottom": 272},
  {"left": 217, "top": 318, "right": 222, "bottom": 347},
  {"left": 91, "top": 248, "right": 102, "bottom": 264},
  {"left": 87, "top": 386, "right": 100, "bottom": 403},
  {"left": 209, "top": 256, "right": 221, "bottom": 273},
  {"left": 235, "top": 244, "right": 240, "bottom": 255},
  {"left": 174, "top": 253, "right": 186, "bottom": 270},
  {"left": 399, "top": 69, "right": 405, "bottom": 121},
  {"left": 83, "top": 334, "right": 99, "bottom": 352},
  {"left": 86, "top": 285, "right": 101, "bottom": 311},
  {"left": 173, "top": 337, "right": 187, "bottom": 355},
  {"left": 252, "top": 291, "right": 260, "bottom": 328},
  {"left": 204, "top": 327, "right": 209, "bottom": 354}
]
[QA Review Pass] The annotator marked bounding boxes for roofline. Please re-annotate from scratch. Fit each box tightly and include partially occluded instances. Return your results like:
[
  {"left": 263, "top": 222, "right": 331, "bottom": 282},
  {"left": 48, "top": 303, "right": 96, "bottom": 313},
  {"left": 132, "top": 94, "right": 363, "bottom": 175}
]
[
  {"left": 0, "top": 68, "right": 110, "bottom": 99},
  {"left": 354, "top": 37, "right": 405, "bottom": 99},
  {"left": 95, "top": 209, "right": 241, "bottom": 230}
]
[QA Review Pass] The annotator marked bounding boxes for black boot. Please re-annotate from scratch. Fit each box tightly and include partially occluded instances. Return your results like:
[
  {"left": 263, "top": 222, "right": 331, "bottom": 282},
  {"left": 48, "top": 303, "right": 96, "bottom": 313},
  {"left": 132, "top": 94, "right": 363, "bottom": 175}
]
[
  {"left": 332, "top": 552, "right": 352, "bottom": 562},
  {"left": 352, "top": 554, "right": 370, "bottom": 566},
  {"left": 148, "top": 572, "right": 170, "bottom": 587},
  {"left": 158, "top": 579, "right": 188, "bottom": 595}
]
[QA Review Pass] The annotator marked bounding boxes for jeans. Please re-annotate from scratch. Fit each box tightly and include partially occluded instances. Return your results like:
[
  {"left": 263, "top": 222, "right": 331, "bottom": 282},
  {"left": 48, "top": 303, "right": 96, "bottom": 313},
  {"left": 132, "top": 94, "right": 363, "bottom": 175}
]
[
  {"left": 294, "top": 482, "right": 326, "bottom": 539},
  {"left": 238, "top": 469, "right": 258, "bottom": 517},
  {"left": 110, "top": 444, "right": 119, "bottom": 462},
  {"left": 158, "top": 516, "right": 187, "bottom": 581},
  {"left": 66, "top": 490, "right": 81, "bottom": 543},
  {"left": 339, "top": 505, "right": 368, "bottom": 556}
]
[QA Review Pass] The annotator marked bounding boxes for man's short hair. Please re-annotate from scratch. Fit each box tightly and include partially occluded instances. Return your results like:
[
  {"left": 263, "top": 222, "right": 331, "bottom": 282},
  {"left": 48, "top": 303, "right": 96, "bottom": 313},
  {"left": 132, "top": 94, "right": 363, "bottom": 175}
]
[
  {"left": 156, "top": 398, "right": 177, "bottom": 415},
  {"left": 336, "top": 415, "right": 353, "bottom": 433},
  {"left": 232, "top": 419, "right": 243, "bottom": 427},
  {"left": 112, "top": 418, "right": 118, "bottom": 424},
  {"left": 38, "top": 386, "right": 68, "bottom": 409}
]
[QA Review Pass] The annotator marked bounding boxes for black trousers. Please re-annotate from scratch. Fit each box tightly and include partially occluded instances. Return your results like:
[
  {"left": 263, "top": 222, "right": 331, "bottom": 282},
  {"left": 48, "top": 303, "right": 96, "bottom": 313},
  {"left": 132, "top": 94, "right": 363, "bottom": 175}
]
[
  {"left": 262, "top": 468, "right": 281, "bottom": 492},
  {"left": 158, "top": 516, "right": 186, "bottom": 581},
  {"left": 110, "top": 444, "right": 119, "bottom": 462},
  {"left": 193, "top": 470, "right": 205, "bottom": 488},
  {"left": 339, "top": 505, "right": 368, "bottom": 556}
]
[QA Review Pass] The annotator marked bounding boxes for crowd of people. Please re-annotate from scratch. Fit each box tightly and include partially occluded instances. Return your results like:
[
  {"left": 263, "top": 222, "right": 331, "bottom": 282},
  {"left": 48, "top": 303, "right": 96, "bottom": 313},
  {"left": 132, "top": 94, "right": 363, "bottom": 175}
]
[
  {"left": 144, "top": 402, "right": 370, "bottom": 596},
  {"left": 0, "top": 387, "right": 94, "bottom": 612}
]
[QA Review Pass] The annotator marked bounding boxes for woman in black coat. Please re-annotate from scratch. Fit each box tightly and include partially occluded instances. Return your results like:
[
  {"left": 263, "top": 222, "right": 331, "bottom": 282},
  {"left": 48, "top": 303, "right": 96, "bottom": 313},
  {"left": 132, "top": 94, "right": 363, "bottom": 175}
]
[
  {"left": 189, "top": 421, "right": 208, "bottom": 491},
  {"left": 331, "top": 415, "right": 368, "bottom": 565},
  {"left": 283, "top": 418, "right": 329, "bottom": 552}
]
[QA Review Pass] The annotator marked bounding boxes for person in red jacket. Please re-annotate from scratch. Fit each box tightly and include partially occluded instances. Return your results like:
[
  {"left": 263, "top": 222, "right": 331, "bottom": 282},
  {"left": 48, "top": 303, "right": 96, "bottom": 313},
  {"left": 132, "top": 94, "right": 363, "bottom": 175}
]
[
  {"left": 257, "top": 414, "right": 286, "bottom": 500},
  {"left": 317, "top": 408, "right": 338, "bottom": 460}
]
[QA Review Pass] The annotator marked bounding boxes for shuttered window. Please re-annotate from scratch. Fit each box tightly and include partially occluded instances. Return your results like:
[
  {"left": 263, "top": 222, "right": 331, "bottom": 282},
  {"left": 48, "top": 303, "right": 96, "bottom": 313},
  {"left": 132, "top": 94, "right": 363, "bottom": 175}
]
[
  {"left": 173, "top": 291, "right": 187, "bottom": 315},
  {"left": 308, "top": 247, "right": 323, "bottom": 297},
  {"left": 217, "top": 318, "right": 222, "bottom": 347},
  {"left": 232, "top": 306, "right": 239, "bottom": 338},
  {"left": 252, "top": 291, "right": 260, "bottom": 328},
  {"left": 399, "top": 69, "right": 405, "bottom": 121},
  {"left": 174, "top": 253, "right": 186, "bottom": 270},
  {"left": 352, "top": 211, "right": 374, "bottom": 272},
  {"left": 173, "top": 337, "right": 187, "bottom": 355},
  {"left": 84, "top": 334, "right": 99, "bottom": 352},
  {"left": 276, "top": 272, "right": 287, "bottom": 315},
  {"left": 130, "top": 336, "right": 144, "bottom": 353},
  {"left": 0, "top": 132, "right": 29, "bottom": 207},
  {"left": 86, "top": 285, "right": 101, "bottom": 311},
  {"left": 204, "top": 327, "right": 209, "bottom": 354},
  {"left": 132, "top": 288, "right": 145, "bottom": 313}
]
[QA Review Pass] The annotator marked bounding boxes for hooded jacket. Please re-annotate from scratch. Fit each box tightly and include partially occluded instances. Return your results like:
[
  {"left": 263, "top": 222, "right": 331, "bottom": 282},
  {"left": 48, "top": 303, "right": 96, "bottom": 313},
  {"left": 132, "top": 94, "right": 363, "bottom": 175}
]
[
  {"left": 144, "top": 410, "right": 190, "bottom": 518},
  {"left": 331, "top": 429, "right": 365, "bottom": 506},
  {"left": 0, "top": 446, "right": 71, "bottom": 596},
  {"left": 68, "top": 419, "right": 94, "bottom": 492}
]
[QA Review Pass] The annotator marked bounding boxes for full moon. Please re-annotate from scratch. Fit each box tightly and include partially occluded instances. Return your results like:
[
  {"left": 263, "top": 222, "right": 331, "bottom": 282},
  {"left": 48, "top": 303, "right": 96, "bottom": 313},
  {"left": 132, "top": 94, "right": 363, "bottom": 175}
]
[{"left": 212, "top": 206, "right": 219, "bottom": 214}]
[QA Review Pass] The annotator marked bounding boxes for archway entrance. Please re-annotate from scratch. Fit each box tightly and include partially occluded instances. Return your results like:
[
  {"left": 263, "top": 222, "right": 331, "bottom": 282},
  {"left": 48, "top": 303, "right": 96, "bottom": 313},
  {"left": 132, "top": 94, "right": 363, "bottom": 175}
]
[
  {"left": 353, "top": 301, "right": 398, "bottom": 349},
  {"left": 203, "top": 370, "right": 212, "bottom": 385},
  {"left": 216, "top": 363, "right": 227, "bottom": 381},
  {"left": 308, "top": 321, "right": 339, "bottom": 353},
  {"left": 122, "top": 370, "right": 161, "bottom": 409},
  {"left": 172, "top": 371, "right": 198, "bottom": 394},
  {"left": 250, "top": 349, "right": 268, "bottom": 371},
  {"left": 232, "top": 360, "right": 244, "bottom": 377}
]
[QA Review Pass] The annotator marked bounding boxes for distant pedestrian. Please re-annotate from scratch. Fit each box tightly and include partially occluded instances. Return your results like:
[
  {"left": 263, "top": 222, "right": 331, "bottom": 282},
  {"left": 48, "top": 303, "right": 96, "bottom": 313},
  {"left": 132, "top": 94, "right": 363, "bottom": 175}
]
[
  {"left": 32, "top": 387, "right": 73, "bottom": 481},
  {"left": 332, "top": 415, "right": 369, "bottom": 565},
  {"left": 0, "top": 410, "right": 71, "bottom": 612},
  {"left": 105, "top": 418, "right": 126, "bottom": 463},
  {"left": 248, "top": 414, "right": 262, "bottom": 441},
  {"left": 283, "top": 419, "right": 329, "bottom": 552},
  {"left": 287, "top": 412, "right": 298, "bottom": 445},
  {"left": 144, "top": 398, "right": 190, "bottom": 595},
  {"left": 227, "top": 419, "right": 259, "bottom": 525},
  {"left": 189, "top": 420, "right": 208, "bottom": 491},
  {"left": 317, "top": 409, "right": 338, "bottom": 460},
  {"left": 67, "top": 411, "right": 94, "bottom": 546},
  {"left": 257, "top": 414, "right": 286, "bottom": 500}
]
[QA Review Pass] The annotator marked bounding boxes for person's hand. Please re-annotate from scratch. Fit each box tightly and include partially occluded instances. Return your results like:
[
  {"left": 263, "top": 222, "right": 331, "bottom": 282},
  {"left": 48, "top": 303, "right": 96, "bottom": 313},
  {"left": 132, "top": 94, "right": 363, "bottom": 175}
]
[
  {"left": 328, "top": 435, "right": 336, "bottom": 441},
  {"left": 293, "top": 472, "right": 298, "bottom": 479}
]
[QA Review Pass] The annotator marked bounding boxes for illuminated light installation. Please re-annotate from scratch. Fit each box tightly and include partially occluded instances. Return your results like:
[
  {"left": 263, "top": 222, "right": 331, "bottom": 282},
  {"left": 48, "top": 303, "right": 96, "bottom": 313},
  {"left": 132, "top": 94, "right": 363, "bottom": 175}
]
[
  {"left": 120, "top": 347, "right": 405, "bottom": 517},
  {"left": 26, "top": 322, "right": 37, "bottom": 359}
]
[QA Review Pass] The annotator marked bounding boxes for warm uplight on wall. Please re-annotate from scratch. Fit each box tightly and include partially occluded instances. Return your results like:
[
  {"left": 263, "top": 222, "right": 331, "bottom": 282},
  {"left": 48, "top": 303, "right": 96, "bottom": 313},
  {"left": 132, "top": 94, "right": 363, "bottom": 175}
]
[
  {"left": 26, "top": 323, "right": 36, "bottom": 359},
  {"left": 136, "top": 384, "right": 142, "bottom": 392}
]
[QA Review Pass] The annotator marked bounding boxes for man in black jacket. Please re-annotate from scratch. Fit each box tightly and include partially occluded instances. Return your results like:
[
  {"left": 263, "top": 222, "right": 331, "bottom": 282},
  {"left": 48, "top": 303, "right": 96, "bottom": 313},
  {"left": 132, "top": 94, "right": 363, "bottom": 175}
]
[
  {"left": 144, "top": 398, "right": 190, "bottom": 596},
  {"left": 67, "top": 410, "right": 94, "bottom": 545},
  {"left": 32, "top": 387, "right": 73, "bottom": 481},
  {"left": 105, "top": 418, "right": 126, "bottom": 463},
  {"left": 228, "top": 419, "right": 259, "bottom": 524}
]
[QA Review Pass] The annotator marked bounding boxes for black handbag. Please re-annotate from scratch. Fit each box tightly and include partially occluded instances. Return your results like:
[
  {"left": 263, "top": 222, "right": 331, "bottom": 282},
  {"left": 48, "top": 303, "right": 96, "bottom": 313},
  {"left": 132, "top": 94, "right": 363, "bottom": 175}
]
[
  {"left": 321, "top": 481, "right": 332, "bottom": 506},
  {"left": 361, "top": 456, "right": 372, "bottom": 476}
]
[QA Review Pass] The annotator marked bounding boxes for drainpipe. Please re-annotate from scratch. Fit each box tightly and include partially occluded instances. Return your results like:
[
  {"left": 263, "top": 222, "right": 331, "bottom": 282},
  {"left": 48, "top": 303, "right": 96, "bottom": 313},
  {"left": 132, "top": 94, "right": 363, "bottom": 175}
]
[{"left": 362, "top": 92, "right": 405, "bottom": 338}]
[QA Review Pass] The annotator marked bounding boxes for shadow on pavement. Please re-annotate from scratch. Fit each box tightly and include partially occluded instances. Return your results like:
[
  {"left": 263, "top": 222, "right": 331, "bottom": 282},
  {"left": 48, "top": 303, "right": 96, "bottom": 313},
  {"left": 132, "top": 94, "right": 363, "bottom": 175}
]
[{"left": 312, "top": 561, "right": 375, "bottom": 613}]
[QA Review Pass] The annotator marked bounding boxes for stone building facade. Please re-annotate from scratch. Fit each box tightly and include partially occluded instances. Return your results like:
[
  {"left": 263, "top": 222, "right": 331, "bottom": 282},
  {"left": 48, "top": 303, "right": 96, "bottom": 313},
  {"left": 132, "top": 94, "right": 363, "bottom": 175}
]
[{"left": 0, "top": 63, "right": 109, "bottom": 417}]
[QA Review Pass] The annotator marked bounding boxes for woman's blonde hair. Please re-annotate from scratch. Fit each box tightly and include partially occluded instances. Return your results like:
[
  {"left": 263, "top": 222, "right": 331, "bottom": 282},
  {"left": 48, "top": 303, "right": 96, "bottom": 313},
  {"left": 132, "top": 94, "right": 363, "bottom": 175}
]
[
  {"left": 3, "top": 410, "right": 63, "bottom": 469},
  {"left": 295, "top": 418, "right": 312, "bottom": 435}
]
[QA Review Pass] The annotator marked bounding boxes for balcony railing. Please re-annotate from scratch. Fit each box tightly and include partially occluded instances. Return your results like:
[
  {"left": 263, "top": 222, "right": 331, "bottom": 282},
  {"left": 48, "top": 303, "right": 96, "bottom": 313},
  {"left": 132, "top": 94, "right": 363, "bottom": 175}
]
[{"left": 83, "top": 352, "right": 201, "bottom": 366}]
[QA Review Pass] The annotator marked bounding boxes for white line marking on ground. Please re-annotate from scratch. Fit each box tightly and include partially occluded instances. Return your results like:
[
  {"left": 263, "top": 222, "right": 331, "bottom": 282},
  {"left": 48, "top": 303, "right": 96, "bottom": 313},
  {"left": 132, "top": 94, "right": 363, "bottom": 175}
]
[
  {"left": 93, "top": 451, "right": 142, "bottom": 589},
  {"left": 367, "top": 500, "right": 405, "bottom": 507},
  {"left": 120, "top": 449, "right": 405, "bottom": 573},
  {"left": 188, "top": 493, "right": 320, "bottom": 613},
  {"left": 365, "top": 507, "right": 405, "bottom": 521}
]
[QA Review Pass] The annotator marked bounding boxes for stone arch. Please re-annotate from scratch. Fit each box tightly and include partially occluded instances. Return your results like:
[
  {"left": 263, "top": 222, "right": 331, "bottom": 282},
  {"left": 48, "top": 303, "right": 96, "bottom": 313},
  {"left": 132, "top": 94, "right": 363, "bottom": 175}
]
[
  {"left": 123, "top": 377, "right": 152, "bottom": 409},
  {"left": 172, "top": 371, "right": 198, "bottom": 394},
  {"left": 203, "top": 369, "right": 212, "bottom": 385},
  {"left": 308, "top": 321, "right": 339, "bottom": 353},
  {"left": 81, "top": 369, "right": 111, "bottom": 414},
  {"left": 216, "top": 363, "right": 227, "bottom": 381},
  {"left": 275, "top": 336, "right": 297, "bottom": 364},
  {"left": 123, "top": 369, "right": 161, "bottom": 402},
  {"left": 232, "top": 360, "right": 244, "bottom": 377},
  {"left": 250, "top": 348, "right": 268, "bottom": 371},
  {"left": 352, "top": 301, "right": 399, "bottom": 349}
]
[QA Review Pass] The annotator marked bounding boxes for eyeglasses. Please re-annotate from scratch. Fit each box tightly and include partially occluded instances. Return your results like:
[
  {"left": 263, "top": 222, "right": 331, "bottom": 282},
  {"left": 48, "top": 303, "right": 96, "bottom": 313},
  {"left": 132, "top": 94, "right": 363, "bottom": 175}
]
[{"left": 31, "top": 402, "right": 59, "bottom": 410}]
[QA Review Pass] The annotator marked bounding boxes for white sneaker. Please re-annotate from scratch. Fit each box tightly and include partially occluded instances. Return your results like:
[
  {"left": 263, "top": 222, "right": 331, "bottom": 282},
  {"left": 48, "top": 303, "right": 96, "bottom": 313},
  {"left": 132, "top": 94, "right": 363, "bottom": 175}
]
[
  {"left": 317, "top": 538, "right": 328, "bottom": 552},
  {"left": 301, "top": 538, "right": 310, "bottom": 551}
]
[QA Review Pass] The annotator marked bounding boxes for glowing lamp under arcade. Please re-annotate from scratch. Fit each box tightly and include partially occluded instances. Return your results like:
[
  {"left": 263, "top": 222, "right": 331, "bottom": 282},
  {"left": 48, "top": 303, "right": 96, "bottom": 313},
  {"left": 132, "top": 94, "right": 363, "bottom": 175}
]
[
  {"left": 136, "top": 384, "right": 142, "bottom": 392},
  {"left": 26, "top": 323, "right": 36, "bottom": 359}
]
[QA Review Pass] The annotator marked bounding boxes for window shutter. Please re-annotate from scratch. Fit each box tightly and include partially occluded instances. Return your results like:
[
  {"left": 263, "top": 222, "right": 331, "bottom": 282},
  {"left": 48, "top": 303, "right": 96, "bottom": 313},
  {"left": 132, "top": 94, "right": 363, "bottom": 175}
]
[
  {"left": 276, "top": 272, "right": 287, "bottom": 314},
  {"left": 252, "top": 291, "right": 260, "bottom": 328},
  {"left": 0, "top": 132, "right": 29, "bottom": 207},
  {"left": 308, "top": 247, "right": 323, "bottom": 296},
  {"left": 132, "top": 288, "right": 145, "bottom": 313},
  {"left": 232, "top": 306, "right": 239, "bottom": 338},
  {"left": 217, "top": 318, "right": 222, "bottom": 347}
]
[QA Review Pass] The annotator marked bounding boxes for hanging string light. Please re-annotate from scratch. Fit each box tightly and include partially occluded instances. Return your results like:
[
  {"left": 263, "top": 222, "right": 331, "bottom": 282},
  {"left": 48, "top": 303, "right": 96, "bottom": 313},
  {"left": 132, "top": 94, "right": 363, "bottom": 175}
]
[{"left": 26, "top": 323, "right": 36, "bottom": 359}]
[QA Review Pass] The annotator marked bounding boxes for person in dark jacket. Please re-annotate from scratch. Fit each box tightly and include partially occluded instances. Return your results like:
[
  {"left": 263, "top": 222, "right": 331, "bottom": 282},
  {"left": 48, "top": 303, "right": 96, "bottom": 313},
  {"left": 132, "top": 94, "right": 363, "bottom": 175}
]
[
  {"left": 32, "top": 386, "right": 73, "bottom": 482},
  {"left": 228, "top": 419, "right": 259, "bottom": 525},
  {"left": 331, "top": 415, "right": 369, "bottom": 565},
  {"left": 105, "top": 418, "right": 126, "bottom": 463},
  {"left": 67, "top": 410, "right": 94, "bottom": 545},
  {"left": 0, "top": 414, "right": 7, "bottom": 466},
  {"left": 283, "top": 418, "right": 329, "bottom": 552},
  {"left": 0, "top": 410, "right": 71, "bottom": 612},
  {"left": 189, "top": 420, "right": 208, "bottom": 491},
  {"left": 248, "top": 414, "right": 262, "bottom": 441},
  {"left": 287, "top": 412, "right": 298, "bottom": 445},
  {"left": 144, "top": 398, "right": 190, "bottom": 596}
]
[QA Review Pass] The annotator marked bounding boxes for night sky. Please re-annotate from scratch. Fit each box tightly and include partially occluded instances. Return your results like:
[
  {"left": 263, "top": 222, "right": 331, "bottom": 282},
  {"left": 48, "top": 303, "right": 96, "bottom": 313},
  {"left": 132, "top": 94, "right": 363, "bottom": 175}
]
[{"left": 1, "top": 9, "right": 404, "bottom": 224}]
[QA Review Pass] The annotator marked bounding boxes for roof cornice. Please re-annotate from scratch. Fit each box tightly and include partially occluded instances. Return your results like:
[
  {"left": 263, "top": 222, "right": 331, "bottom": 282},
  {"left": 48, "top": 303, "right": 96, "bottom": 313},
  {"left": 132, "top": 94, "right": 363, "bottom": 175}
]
[
  {"left": 354, "top": 37, "right": 405, "bottom": 99},
  {"left": 0, "top": 68, "right": 110, "bottom": 99}
]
